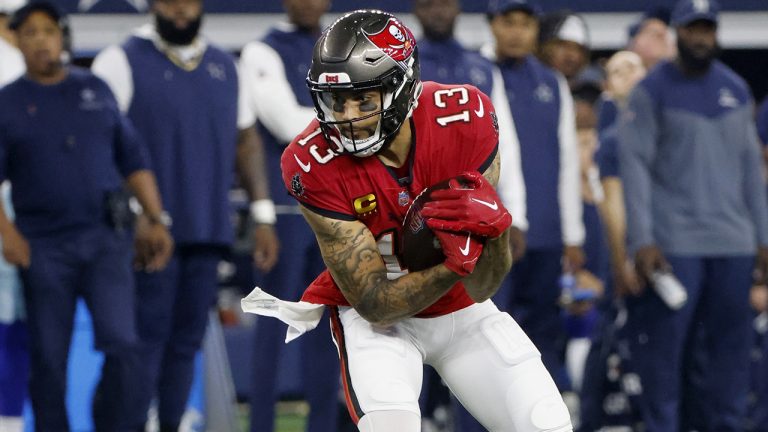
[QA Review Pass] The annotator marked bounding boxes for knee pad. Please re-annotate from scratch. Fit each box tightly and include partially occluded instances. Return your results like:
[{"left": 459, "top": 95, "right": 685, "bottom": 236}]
[
  {"left": 527, "top": 395, "right": 572, "bottom": 432},
  {"left": 504, "top": 359, "right": 572, "bottom": 432},
  {"left": 357, "top": 410, "right": 420, "bottom": 432}
]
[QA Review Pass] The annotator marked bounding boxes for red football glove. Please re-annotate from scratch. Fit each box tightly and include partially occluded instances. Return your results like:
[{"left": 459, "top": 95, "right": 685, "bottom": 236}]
[
  {"left": 421, "top": 171, "right": 512, "bottom": 239},
  {"left": 434, "top": 230, "right": 484, "bottom": 276}
]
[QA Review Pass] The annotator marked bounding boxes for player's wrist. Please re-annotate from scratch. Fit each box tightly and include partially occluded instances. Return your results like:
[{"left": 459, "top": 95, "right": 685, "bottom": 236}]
[
  {"left": 443, "top": 260, "right": 471, "bottom": 277},
  {"left": 250, "top": 199, "right": 277, "bottom": 225}
]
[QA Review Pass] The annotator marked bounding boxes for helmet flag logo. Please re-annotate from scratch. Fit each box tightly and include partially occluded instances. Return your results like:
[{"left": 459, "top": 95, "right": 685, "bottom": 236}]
[{"left": 364, "top": 18, "right": 415, "bottom": 62}]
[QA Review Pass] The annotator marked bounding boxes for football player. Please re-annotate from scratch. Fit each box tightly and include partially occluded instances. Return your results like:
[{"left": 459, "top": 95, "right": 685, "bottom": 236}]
[{"left": 266, "top": 10, "right": 572, "bottom": 432}]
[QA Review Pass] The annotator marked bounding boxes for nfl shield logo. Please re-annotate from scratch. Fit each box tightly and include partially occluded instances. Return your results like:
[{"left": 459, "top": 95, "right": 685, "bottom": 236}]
[{"left": 398, "top": 190, "right": 410, "bottom": 206}]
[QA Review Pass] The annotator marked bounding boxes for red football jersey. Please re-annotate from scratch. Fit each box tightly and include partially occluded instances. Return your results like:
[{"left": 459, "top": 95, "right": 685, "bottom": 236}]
[{"left": 281, "top": 81, "right": 499, "bottom": 317}]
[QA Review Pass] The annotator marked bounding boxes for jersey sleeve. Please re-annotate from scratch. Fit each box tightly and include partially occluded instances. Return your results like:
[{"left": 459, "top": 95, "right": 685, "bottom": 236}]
[
  {"left": 280, "top": 124, "right": 357, "bottom": 221},
  {"left": 450, "top": 85, "right": 499, "bottom": 174},
  {"left": 415, "top": 83, "right": 499, "bottom": 185}
]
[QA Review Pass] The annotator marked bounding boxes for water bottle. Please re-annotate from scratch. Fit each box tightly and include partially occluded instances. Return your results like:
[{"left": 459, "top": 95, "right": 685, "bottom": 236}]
[{"left": 651, "top": 269, "right": 687, "bottom": 310}]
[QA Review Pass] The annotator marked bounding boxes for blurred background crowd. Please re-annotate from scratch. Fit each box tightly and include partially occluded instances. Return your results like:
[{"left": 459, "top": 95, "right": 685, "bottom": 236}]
[{"left": 0, "top": 0, "right": 767, "bottom": 431}]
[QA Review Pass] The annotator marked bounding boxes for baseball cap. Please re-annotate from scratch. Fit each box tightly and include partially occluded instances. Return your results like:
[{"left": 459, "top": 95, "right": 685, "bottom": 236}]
[
  {"left": 487, "top": 0, "right": 542, "bottom": 19},
  {"left": 627, "top": 7, "right": 671, "bottom": 39},
  {"left": 0, "top": 0, "right": 26, "bottom": 14},
  {"left": 8, "top": 1, "right": 63, "bottom": 30},
  {"left": 670, "top": 0, "right": 720, "bottom": 27},
  {"left": 539, "top": 11, "right": 590, "bottom": 48}
]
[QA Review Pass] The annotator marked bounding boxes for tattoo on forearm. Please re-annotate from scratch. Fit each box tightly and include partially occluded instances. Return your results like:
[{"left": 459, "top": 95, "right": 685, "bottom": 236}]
[
  {"left": 483, "top": 153, "right": 501, "bottom": 186},
  {"left": 309, "top": 214, "right": 458, "bottom": 324}
]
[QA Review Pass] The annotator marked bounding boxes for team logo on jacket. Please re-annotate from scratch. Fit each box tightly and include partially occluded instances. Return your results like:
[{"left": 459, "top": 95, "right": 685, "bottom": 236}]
[
  {"left": 207, "top": 63, "right": 227, "bottom": 81},
  {"left": 291, "top": 173, "right": 305, "bottom": 198},
  {"left": 364, "top": 18, "right": 415, "bottom": 62},
  {"left": 79, "top": 88, "right": 103, "bottom": 110},
  {"left": 718, "top": 88, "right": 739, "bottom": 108},
  {"left": 535, "top": 83, "right": 553, "bottom": 103}
]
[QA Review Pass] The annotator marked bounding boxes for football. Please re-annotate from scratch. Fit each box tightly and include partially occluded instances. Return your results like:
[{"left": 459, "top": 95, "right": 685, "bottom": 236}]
[{"left": 400, "top": 177, "right": 469, "bottom": 271}]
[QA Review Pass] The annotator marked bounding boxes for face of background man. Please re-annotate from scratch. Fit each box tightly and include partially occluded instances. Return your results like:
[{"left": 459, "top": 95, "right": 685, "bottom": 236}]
[
  {"left": 676, "top": 19, "right": 718, "bottom": 73},
  {"left": 542, "top": 39, "right": 587, "bottom": 80},
  {"left": 16, "top": 11, "right": 63, "bottom": 79},
  {"left": 153, "top": 0, "right": 203, "bottom": 45},
  {"left": 490, "top": 10, "right": 539, "bottom": 61},
  {"left": 630, "top": 18, "right": 676, "bottom": 69},
  {"left": 283, "top": 0, "right": 329, "bottom": 33},
  {"left": 414, "top": 0, "right": 460, "bottom": 41}
]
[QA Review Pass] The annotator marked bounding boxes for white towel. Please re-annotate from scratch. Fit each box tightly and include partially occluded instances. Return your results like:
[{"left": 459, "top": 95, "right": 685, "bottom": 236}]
[{"left": 240, "top": 287, "right": 326, "bottom": 343}]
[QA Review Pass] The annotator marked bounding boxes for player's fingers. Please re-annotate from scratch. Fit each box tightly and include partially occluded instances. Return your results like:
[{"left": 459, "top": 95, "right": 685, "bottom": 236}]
[
  {"left": 262, "top": 244, "right": 279, "bottom": 272},
  {"left": 422, "top": 199, "right": 464, "bottom": 210},
  {"left": 425, "top": 218, "right": 463, "bottom": 232},
  {"left": 133, "top": 248, "right": 148, "bottom": 271},
  {"left": 428, "top": 189, "right": 465, "bottom": 201},
  {"left": 254, "top": 246, "right": 278, "bottom": 273},
  {"left": 421, "top": 204, "right": 463, "bottom": 220},
  {"left": 458, "top": 171, "right": 483, "bottom": 187},
  {"left": 253, "top": 251, "right": 266, "bottom": 272},
  {"left": 147, "top": 247, "right": 170, "bottom": 272}
]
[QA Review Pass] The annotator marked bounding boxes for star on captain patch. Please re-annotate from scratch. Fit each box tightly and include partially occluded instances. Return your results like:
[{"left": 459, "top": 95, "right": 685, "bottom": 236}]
[
  {"left": 291, "top": 173, "right": 305, "bottom": 198},
  {"left": 398, "top": 190, "right": 410, "bottom": 206}
]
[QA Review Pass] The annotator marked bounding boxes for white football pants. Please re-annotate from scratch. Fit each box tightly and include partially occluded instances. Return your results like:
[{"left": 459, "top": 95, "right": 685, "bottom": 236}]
[{"left": 330, "top": 300, "right": 572, "bottom": 432}]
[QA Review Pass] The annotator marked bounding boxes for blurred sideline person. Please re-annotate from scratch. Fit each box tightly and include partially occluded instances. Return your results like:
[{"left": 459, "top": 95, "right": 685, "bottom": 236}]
[
  {"left": 244, "top": 9, "right": 573, "bottom": 432},
  {"left": 578, "top": 50, "right": 647, "bottom": 432},
  {"left": 0, "top": 1, "right": 26, "bottom": 431},
  {"left": 485, "top": 0, "right": 585, "bottom": 392},
  {"left": 750, "top": 95, "right": 768, "bottom": 431},
  {"left": 537, "top": 10, "right": 591, "bottom": 88},
  {"left": 619, "top": 0, "right": 768, "bottom": 429},
  {"left": 597, "top": 51, "right": 646, "bottom": 301},
  {"left": 414, "top": 0, "right": 493, "bottom": 95},
  {"left": 597, "top": 8, "right": 675, "bottom": 140},
  {"left": 571, "top": 80, "right": 606, "bottom": 293},
  {"left": 238, "top": 0, "right": 341, "bottom": 431},
  {"left": 0, "top": 2, "right": 173, "bottom": 430},
  {"left": 626, "top": 7, "right": 676, "bottom": 71},
  {"left": 92, "top": 0, "right": 279, "bottom": 429}
]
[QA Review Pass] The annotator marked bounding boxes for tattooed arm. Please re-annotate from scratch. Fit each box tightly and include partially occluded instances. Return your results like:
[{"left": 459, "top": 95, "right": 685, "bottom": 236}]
[
  {"left": 462, "top": 153, "right": 513, "bottom": 302},
  {"left": 300, "top": 207, "right": 461, "bottom": 327}
]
